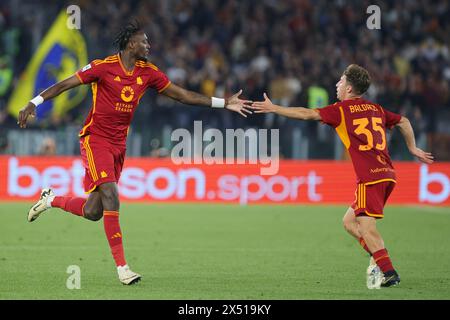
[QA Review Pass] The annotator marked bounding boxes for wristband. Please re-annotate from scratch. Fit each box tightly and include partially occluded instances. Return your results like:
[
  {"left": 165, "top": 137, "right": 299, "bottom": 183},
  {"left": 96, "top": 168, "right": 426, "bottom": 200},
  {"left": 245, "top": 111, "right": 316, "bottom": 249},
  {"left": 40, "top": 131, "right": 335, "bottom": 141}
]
[
  {"left": 30, "top": 95, "right": 44, "bottom": 107},
  {"left": 211, "top": 97, "right": 225, "bottom": 108}
]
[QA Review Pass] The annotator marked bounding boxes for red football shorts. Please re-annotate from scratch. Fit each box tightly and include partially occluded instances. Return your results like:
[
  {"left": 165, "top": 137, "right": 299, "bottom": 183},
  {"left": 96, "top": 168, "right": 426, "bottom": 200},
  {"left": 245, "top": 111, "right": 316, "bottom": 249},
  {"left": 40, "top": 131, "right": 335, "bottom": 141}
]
[
  {"left": 351, "top": 180, "right": 396, "bottom": 219},
  {"left": 79, "top": 135, "right": 126, "bottom": 193}
]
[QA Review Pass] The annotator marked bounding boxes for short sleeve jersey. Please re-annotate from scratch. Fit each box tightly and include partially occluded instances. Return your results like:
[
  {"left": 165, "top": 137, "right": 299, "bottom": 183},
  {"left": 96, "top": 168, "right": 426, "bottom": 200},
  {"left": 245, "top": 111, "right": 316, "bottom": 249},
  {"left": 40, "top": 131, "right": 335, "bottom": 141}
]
[
  {"left": 318, "top": 98, "right": 402, "bottom": 183},
  {"left": 75, "top": 54, "right": 171, "bottom": 144}
]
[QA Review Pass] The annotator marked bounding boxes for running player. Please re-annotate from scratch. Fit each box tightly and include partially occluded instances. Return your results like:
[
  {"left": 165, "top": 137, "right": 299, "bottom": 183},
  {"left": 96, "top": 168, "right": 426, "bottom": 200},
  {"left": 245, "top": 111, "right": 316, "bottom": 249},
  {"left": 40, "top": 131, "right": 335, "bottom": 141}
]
[
  {"left": 17, "top": 21, "right": 252, "bottom": 285},
  {"left": 249, "top": 64, "right": 434, "bottom": 288}
]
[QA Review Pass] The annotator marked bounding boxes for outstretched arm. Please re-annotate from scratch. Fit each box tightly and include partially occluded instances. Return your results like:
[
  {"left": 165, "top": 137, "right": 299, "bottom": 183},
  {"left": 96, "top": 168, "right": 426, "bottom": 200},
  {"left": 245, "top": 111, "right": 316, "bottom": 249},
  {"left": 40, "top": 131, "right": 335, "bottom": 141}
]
[
  {"left": 396, "top": 116, "right": 434, "bottom": 164},
  {"left": 249, "top": 93, "right": 321, "bottom": 121},
  {"left": 160, "top": 83, "right": 252, "bottom": 118},
  {"left": 18, "top": 75, "right": 82, "bottom": 128}
]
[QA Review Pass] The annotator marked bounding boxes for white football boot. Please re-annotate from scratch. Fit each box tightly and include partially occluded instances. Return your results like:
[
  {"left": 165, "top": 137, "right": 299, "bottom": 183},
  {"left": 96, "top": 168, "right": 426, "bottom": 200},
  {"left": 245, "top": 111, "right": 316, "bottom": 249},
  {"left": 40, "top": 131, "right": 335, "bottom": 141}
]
[
  {"left": 27, "top": 188, "right": 54, "bottom": 222},
  {"left": 117, "top": 265, "right": 141, "bottom": 285},
  {"left": 366, "top": 256, "right": 383, "bottom": 289}
]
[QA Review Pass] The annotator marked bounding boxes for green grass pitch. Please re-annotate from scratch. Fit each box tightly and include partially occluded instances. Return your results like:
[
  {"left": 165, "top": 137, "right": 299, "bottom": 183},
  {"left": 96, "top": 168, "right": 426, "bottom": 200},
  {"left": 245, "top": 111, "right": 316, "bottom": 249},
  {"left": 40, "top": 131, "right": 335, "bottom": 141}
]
[{"left": 1, "top": 202, "right": 449, "bottom": 299}]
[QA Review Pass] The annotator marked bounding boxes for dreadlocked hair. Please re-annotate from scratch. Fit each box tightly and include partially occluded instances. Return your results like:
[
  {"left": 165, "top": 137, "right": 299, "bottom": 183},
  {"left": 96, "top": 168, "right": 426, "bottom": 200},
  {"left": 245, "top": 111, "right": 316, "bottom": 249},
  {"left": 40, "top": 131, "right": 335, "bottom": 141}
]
[{"left": 113, "top": 20, "right": 142, "bottom": 51}]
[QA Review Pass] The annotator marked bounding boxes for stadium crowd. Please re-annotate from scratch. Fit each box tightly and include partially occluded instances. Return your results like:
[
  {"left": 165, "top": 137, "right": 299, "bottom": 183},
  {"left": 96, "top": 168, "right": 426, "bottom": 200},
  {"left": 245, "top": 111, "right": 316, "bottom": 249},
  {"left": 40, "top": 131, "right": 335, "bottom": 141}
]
[{"left": 0, "top": 0, "right": 449, "bottom": 159}]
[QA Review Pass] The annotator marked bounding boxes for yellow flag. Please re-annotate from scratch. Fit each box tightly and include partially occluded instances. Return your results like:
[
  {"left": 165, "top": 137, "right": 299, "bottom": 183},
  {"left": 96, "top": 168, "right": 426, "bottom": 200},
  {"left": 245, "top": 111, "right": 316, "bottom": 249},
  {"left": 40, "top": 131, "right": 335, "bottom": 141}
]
[{"left": 8, "top": 10, "right": 88, "bottom": 119}]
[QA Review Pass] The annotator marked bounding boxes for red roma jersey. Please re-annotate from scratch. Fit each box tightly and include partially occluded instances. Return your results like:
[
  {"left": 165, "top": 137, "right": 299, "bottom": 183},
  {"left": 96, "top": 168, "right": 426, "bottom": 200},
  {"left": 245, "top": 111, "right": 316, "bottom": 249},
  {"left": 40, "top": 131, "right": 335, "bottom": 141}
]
[
  {"left": 318, "top": 98, "right": 402, "bottom": 183},
  {"left": 75, "top": 54, "right": 171, "bottom": 144}
]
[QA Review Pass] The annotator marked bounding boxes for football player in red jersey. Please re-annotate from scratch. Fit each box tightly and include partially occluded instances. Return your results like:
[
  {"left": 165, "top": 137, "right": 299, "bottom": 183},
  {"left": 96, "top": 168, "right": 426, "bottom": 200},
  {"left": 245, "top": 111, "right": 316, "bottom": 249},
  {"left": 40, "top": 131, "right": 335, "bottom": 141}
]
[
  {"left": 250, "top": 64, "right": 434, "bottom": 288},
  {"left": 18, "top": 21, "right": 252, "bottom": 285}
]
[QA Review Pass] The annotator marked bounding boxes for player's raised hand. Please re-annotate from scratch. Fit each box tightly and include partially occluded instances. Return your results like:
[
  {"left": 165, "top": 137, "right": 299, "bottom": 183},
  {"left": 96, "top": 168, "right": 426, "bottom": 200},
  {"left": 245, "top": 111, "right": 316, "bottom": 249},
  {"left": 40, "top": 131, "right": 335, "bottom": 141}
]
[
  {"left": 225, "top": 89, "right": 253, "bottom": 118},
  {"left": 410, "top": 147, "right": 434, "bottom": 164},
  {"left": 18, "top": 103, "right": 37, "bottom": 128},
  {"left": 249, "top": 93, "right": 277, "bottom": 113}
]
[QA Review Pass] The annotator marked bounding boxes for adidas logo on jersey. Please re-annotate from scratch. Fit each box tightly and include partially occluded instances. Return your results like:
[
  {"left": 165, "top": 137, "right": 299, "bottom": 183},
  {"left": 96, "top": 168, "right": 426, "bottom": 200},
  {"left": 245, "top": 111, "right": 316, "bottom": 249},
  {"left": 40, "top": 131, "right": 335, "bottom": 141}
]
[{"left": 114, "top": 76, "right": 121, "bottom": 82}]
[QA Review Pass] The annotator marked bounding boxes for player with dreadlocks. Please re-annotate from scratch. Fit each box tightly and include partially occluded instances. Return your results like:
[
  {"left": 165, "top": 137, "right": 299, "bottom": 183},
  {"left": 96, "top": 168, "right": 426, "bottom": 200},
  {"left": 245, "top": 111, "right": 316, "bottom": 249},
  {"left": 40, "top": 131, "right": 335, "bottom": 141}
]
[{"left": 18, "top": 21, "right": 252, "bottom": 285}]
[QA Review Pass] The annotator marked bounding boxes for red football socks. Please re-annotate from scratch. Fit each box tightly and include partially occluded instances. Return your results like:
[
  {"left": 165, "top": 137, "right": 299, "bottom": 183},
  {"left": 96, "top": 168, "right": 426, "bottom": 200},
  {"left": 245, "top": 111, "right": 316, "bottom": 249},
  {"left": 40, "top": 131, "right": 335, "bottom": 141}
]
[
  {"left": 51, "top": 196, "right": 86, "bottom": 216},
  {"left": 373, "top": 248, "right": 395, "bottom": 273},
  {"left": 358, "top": 237, "right": 371, "bottom": 255},
  {"left": 103, "top": 211, "right": 126, "bottom": 267}
]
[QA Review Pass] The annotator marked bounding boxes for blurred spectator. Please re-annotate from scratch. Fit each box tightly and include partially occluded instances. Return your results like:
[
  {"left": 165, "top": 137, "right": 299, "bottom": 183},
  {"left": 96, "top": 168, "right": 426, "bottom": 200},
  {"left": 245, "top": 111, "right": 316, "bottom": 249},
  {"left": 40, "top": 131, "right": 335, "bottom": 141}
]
[
  {"left": 0, "top": 128, "right": 8, "bottom": 153},
  {"left": 2, "top": 0, "right": 449, "bottom": 159},
  {"left": 0, "top": 56, "right": 12, "bottom": 97},
  {"left": 149, "top": 138, "right": 169, "bottom": 158},
  {"left": 39, "top": 137, "right": 56, "bottom": 156}
]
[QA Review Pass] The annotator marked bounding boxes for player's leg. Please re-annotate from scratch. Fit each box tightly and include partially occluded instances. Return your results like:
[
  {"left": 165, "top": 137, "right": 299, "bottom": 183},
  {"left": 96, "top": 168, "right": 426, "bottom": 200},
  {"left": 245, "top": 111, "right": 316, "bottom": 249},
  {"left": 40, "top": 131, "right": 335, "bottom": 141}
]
[
  {"left": 27, "top": 188, "right": 86, "bottom": 222},
  {"left": 82, "top": 191, "right": 104, "bottom": 221},
  {"left": 343, "top": 207, "right": 371, "bottom": 254},
  {"left": 355, "top": 216, "right": 384, "bottom": 253},
  {"left": 356, "top": 216, "right": 398, "bottom": 287},
  {"left": 98, "top": 181, "right": 141, "bottom": 285},
  {"left": 343, "top": 205, "right": 380, "bottom": 289},
  {"left": 342, "top": 207, "right": 360, "bottom": 239},
  {"left": 27, "top": 188, "right": 105, "bottom": 222},
  {"left": 344, "top": 186, "right": 372, "bottom": 255},
  {"left": 82, "top": 135, "right": 139, "bottom": 284},
  {"left": 356, "top": 181, "right": 400, "bottom": 287},
  {"left": 98, "top": 182, "right": 123, "bottom": 265}
]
